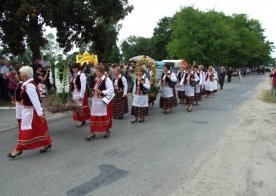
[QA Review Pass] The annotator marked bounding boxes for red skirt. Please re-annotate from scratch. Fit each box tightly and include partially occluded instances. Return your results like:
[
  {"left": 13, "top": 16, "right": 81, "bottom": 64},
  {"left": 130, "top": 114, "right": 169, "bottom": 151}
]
[
  {"left": 178, "top": 91, "right": 186, "bottom": 100},
  {"left": 112, "top": 90, "right": 128, "bottom": 117},
  {"left": 72, "top": 91, "right": 90, "bottom": 121},
  {"left": 90, "top": 103, "right": 112, "bottom": 133},
  {"left": 186, "top": 96, "right": 194, "bottom": 105},
  {"left": 16, "top": 111, "right": 52, "bottom": 151}
]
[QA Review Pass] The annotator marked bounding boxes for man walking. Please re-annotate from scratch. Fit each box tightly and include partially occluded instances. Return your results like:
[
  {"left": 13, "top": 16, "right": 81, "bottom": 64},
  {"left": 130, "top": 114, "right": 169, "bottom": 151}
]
[{"left": 218, "top": 66, "right": 226, "bottom": 90}]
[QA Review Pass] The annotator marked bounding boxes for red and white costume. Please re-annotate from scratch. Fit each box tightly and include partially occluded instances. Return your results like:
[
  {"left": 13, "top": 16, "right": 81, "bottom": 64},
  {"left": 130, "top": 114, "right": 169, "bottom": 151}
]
[
  {"left": 90, "top": 75, "right": 114, "bottom": 132},
  {"left": 71, "top": 71, "right": 90, "bottom": 122},
  {"left": 16, "top": 78, "right": 52, "bottom": 151}
]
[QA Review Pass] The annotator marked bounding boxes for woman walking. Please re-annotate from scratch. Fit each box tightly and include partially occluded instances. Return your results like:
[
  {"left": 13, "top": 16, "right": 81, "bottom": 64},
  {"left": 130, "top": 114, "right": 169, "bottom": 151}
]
[
  {"left": 204, "top": 66, "right": 215, "bottom": 98},
  {"left": 159, "top": 64, "right": 178, "bottom": 114},
  {"left": 184, "top": 65, "right": 199, "bottom": 112},
  {"left": 8, "top": 66, "right": 52, "bottom": 158},
  {"left": 70, "top": 63, "right": 90, "bottom": 128},
  {"left": 177, "top": 65, "right": 186, "bottom": 104},
  {"left": 86, "top": 65, "right": 114, "bottom": 141},
  {"left": 131, "top": 67, "right": 150, "bottom": 123},
  {"left": 112, "top": 67, "right": 128, "bottom": 119}
]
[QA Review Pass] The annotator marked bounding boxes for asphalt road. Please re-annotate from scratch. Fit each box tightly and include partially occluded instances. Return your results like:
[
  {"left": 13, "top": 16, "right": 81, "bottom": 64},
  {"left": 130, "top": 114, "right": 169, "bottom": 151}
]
[{"left": 0, "top": 74, "right": 266, "bottom": 196}]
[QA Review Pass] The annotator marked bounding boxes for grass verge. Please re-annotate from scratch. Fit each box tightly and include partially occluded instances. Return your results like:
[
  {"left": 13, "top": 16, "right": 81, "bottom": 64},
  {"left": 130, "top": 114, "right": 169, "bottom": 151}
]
[
  {"left": 0, "top": 99, "right": 13, "bottom": 107},
  {"left": 261, "top": 90, "right": 276, "bottom": 104}
]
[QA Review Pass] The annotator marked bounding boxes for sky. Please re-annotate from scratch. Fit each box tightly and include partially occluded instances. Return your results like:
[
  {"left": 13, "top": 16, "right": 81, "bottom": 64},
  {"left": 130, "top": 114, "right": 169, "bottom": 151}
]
[{"left": 118, "top": 0, "right": 276, "bottom": 57}]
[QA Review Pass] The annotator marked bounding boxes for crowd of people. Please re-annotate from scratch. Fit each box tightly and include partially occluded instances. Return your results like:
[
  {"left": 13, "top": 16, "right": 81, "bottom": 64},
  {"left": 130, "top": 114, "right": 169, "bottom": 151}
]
[{"left": 5, "top": 58, "right": 230, "bottom": 159}]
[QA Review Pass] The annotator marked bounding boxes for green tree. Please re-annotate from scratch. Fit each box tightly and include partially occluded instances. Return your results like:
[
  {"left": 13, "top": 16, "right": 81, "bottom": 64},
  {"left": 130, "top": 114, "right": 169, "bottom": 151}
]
[
  {"left": 121, "top": 36, "right": 151, "bottom": 61},
  {"left": 167, "top": 7, "right": 273, "bottom": 67},
  {"left": 150, "top": 17, "right": 174, "bottom": 60},
  {"left": 0, "top": 0, "right": 133, "bottom": 61}
]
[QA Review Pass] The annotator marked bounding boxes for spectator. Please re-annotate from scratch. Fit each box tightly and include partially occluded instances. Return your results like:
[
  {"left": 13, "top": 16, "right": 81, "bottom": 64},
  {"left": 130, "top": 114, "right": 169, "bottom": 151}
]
[
  {"left": 227, "top": 67, "right": 232, "bottom": 83},
  {"left": 218, "top": 66, "right": 226, "bottom": 90},
  {"left": 1, "top": 60, "right": 13, "bottom": 101},
  {"left": 34, "top": 64, "right": 49, "bottom": 98},
  {"left": 0, "top": 59, "right": 5, "bottom": 98},
  {"left": 7, "top": 68, "right": 17, "bottom": 103},
  {"left": 269, "top": 67, "right": 276, "bottom": 97}
]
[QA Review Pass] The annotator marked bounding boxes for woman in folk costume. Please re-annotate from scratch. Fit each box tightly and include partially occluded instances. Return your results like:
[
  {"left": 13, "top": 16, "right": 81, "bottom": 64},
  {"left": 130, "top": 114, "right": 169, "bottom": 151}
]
[
  {"left": 177, "top": 65, "right": 186, "bottom": 104},
  {"left": 184, "top": 65, "right": 199, "bottom": 112},
  {"left": 86, "top": 65, "right": 114, "bottom": 141},
  {"left": 212, "top": 67, "right": 219, "bottom": 94},
  {"left": 198, "top": 65, "right": 206, "bottom": 99},
  {"left": 8, "top": 66, "right": 52, "bottom": 159},
  {"left": 112, "top": 67, "right": 128, "bottom": 119},
  {"left": 193, "top": 65, "right": 202, "bottom": 105},
  {"left": 131, "top": 67, "right": 150, "bottom": 123},
  {"left": 70, "top": 63, "right": 90, "bottom": 128},
  {"left": 159, "top": 64, "right": 178, "bottom": 114},
  {"left": 204, "top": 66, "right": 215, "bottom": 98}
]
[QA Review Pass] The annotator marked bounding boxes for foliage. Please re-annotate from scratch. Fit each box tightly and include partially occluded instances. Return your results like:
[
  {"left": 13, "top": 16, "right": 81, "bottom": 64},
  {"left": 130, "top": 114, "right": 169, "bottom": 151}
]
[
  {"left": 150, "top": 17, "right": 174, "bottom": 60},
  {"left": 0, "top": 0, "right": 133, "bottom": 61},
  {"left": 167, "top": 7, "right": 273, "bottom": 67},
  {"left": 121, "top": 36, "right": 151, "bottom": 61}
]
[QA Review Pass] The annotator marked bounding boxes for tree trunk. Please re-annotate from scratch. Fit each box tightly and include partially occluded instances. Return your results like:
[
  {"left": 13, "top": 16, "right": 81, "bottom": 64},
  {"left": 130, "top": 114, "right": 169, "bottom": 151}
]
[{"left": 28, "top": 15, "right": 42, "bottom": 61}]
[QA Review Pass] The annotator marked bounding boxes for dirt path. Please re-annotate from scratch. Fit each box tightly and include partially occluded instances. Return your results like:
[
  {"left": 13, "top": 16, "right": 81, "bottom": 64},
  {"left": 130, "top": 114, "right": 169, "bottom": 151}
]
[{"left": 171, "top": 79, "right": 276, "bottom": 196}]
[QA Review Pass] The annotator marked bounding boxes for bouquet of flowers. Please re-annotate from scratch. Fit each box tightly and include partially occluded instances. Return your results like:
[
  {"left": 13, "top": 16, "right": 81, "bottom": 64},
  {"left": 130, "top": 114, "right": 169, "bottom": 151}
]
[{"left": 46, "top": 60, "right": 76, "bottom": 113}]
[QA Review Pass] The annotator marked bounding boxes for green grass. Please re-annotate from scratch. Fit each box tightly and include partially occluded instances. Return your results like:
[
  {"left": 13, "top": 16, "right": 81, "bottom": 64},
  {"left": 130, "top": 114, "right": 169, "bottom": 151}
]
[
  {"left": 0, "top": 99, "right": 13, "bottom": 107},
  {"left": 261, "top": 90, "right": 276, "bottom": 104}
]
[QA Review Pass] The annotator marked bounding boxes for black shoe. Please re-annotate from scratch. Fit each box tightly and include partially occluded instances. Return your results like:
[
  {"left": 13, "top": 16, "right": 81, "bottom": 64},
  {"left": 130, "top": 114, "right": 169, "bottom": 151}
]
[
  {"left": 7, "top": 151, "right": 23, "bottom": 158},
  {"left": 76, "top": 121, "right": 86, "bottom": 128},
  {"left": 104, "top": 131, "right": 111, "bottom": 138},
  {"left": 40, "top": 144, "right": 52, "bottom": 153},
  {"left": 86, "top": 134, "right": 96, "bottom": 141},
  {"left": 118, "top": 116, "right": 123, "bottom": 119},
  {"left": 138, "top": 118, "right": 144, "bottom": 123}
]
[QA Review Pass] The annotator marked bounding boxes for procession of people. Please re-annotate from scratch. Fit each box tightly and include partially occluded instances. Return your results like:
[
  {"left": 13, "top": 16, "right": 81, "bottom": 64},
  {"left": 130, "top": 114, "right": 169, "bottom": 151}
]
[{"left": 5, "top": 59, "right": 224, "bottom": 159}]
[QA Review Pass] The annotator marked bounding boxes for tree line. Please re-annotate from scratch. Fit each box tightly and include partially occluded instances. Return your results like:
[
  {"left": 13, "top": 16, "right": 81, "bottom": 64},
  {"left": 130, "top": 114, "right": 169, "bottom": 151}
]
[
  {"left": 0, "top": 3, "right": 274, "bottom": 67},
  {"left": 121, "top": 7, "right": 274, "bottom": 67}
]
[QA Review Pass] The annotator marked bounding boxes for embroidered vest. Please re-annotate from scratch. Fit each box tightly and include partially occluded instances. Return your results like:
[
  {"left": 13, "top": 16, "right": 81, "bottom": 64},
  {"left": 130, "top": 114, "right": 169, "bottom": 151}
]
[
  {"left": 15, "top": 82, "right": 23, "bottom": 102},
  {"left": 70, "top": 74, "right": 81, "bottom": 91},
  {"left": 177, "top": 72, "right": 185, "bottom": 82},
  {"left": 21, "top": 80, "right": 41, "bottom": 106},
  {"left": 113, "top": 77, "right": 124, "bottom": 90}
]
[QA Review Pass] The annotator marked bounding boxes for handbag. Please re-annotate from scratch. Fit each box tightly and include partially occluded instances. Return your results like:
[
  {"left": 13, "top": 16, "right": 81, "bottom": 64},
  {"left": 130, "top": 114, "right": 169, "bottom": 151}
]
[
  {"left": 142, "top": 86, "right": 150, "bottom": 94},
  {"left": 102, "top": 93, "right": 115, "bottom": 104},
  {"left": 168, "top": 80, "right": 177, "bottom": 88},
  {"left": 190, "top": 80, "right": 199, "bottom": 87}
]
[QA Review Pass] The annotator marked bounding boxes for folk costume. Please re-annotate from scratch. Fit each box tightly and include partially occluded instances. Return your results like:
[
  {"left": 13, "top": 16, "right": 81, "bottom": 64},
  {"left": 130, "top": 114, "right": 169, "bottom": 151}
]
[
  {"left": 212, "top": 70, "right": 218, "bottom": 94},
  {"left": 184, "top": 72, "right": 199, "bottom": 106},
  {"left": 159, "top": 71, "right": 178, "bottom": 110},
  {"left": 15, "top": 81, "right": 23, "bottom": 130},
  {"left": 177, "top": 70, "right": 186, "bottom": 104},
  {"left": 131, "top": 74, "right": 150, "bottom": 121},
  {"left": 71, "top": 71, "right": 90, "bottom": 123},
  {"left": 194, "top": 72, "right": 202, "bottom": 104},
  {"left": 90, "top": 75, "right": 114, "bottom": 133},
  {"left": 112, "top": 74, "right": 128, "bottom": 118},
  {"left": 16, "top": 78, "right": 52, "bottom": 151},
  {"left": 204, "top": 70, "right": 215, "bottom": 97}
]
